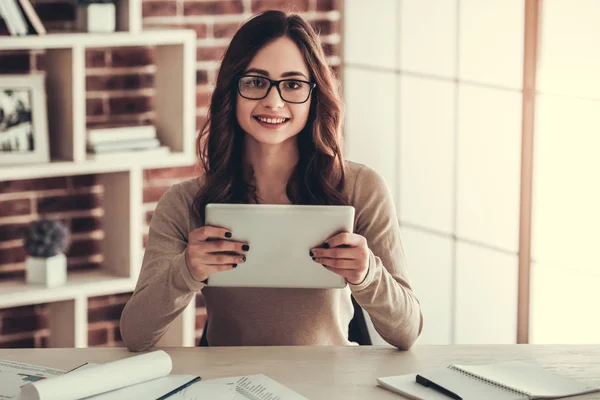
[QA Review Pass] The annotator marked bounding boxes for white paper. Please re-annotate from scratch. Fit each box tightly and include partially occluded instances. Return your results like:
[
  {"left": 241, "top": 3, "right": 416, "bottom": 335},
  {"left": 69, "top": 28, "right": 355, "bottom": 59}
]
[
  {"left": 58, "top": 362, "right": 198, "bottom": 400},
  {"left": 0, "top": 360, "right": 64, "bottom": 400},
  {"left": 86, "top": 374, "right": 199, "bottom": 399},
  {"left": 171, "top": 374, "right": 309, "bottom": 400},
  {"left": 19, "top": 350, "right": 175, "bottom": 400}
]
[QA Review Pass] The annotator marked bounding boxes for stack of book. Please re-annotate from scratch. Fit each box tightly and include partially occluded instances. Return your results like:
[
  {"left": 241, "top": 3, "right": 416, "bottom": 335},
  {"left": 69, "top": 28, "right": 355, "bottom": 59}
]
[
  {"left": 0, "top": 0, "right": 46, "bottom": 36},
  {"left": 86, "top": 125, "right": 171, "bottom": 161}
]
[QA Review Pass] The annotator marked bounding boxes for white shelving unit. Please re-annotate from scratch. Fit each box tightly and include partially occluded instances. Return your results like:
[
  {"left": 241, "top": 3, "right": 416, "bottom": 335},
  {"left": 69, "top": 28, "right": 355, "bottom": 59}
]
[
  {"left": 0, "top": 26, "right": 198, "bottom": 347},
  {"left": 116, "top": 0, "right": 142, "bottom": 33}
]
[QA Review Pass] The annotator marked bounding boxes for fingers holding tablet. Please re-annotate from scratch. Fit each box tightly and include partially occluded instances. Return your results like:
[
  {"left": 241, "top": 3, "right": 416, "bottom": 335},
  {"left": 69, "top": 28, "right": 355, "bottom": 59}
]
[
  {"left": 310, "top": 232, "right": 370, "bottom": 285},
  {"left": 189, "top": 225, "right": 232, "bottom": 242},
  {"left": 185, "top": 226, "right": 249, "bottom": 282}
]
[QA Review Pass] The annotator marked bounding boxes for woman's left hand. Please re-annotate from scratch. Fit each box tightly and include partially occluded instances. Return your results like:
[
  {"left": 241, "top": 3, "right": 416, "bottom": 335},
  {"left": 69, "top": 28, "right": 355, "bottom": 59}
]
[{"left": 310, "top": 232, "right": 370, "bottom": 285}]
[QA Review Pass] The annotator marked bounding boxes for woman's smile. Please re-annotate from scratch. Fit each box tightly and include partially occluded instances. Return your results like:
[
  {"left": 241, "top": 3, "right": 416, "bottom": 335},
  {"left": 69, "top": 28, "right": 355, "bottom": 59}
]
[{"left": 253, "top": 114, "right": 291, "bottom": 129}]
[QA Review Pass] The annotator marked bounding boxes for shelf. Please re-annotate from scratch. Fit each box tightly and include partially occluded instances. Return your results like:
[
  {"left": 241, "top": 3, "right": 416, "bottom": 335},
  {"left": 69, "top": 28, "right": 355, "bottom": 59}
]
[
  {"left": 0, "top": 28, "right": 197, "bottom": 184},
  {"left": 0, "top": 30, "right": 196, "bottom": 51},
  {"left": 0, "top": 270, "right": 136, "bottom": 309},
  {"left": 0, "top": 153, "right": 194, "bottom": 181},
  {"left": 0, "top": 23, "right": 197, "bottom": 347}
]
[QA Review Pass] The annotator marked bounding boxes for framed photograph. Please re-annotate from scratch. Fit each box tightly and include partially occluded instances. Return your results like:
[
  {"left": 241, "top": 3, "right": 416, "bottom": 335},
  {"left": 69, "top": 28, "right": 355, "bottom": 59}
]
[{"left": 0, "top": 74, "right": 49, "bottom": 165}]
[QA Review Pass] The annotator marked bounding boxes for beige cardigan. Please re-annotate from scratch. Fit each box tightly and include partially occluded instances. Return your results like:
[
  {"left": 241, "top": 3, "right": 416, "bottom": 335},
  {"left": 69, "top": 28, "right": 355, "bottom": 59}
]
[{"left": 120, "top": 160, "right": 423, "bottom": 350}]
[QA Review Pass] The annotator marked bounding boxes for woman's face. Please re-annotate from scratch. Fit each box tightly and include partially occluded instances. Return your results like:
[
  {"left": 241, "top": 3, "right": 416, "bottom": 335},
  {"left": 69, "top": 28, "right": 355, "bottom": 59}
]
[{"left": 236, "top": 37, "right": 312, "bottom": 146}]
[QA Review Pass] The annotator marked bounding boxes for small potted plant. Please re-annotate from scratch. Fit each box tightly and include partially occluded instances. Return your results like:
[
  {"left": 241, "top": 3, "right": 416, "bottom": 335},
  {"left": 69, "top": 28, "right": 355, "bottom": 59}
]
[{"left": 23, "top": 219, "right": 70, "bottom": 287}]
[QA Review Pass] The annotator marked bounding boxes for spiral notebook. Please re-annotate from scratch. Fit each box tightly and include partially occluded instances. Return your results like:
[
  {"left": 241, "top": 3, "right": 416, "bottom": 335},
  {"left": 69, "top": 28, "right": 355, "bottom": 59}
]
[{"left": 377, "top": 361, "right": 599, "bottom": 400}]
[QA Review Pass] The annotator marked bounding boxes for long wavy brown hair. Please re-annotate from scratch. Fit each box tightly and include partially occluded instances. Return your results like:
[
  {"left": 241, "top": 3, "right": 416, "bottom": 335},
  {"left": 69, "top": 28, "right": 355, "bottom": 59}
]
[{"left": 193, "top": 10, "right": 348, "bottom": 222}]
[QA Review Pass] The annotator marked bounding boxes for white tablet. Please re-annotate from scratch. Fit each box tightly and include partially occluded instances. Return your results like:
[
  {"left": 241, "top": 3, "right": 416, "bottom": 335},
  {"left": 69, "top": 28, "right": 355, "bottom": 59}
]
[{"left": 204, "top": 203, "right": 355, "bottom": 289}]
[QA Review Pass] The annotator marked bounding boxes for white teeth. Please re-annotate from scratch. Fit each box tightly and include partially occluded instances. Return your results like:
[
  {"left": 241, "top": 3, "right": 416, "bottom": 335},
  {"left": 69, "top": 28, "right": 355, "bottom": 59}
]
[{"left": 257, "top": 117, "right": 286, "bottom": 124}]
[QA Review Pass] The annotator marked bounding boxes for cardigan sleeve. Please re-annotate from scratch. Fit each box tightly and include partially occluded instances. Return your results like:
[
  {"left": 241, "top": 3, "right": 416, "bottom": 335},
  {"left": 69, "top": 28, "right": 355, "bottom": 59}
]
[
  {"left": 120, "top": 184, "right": 206, "bottom": 352},
  {"left": 348, "top": 165, "right": 423, "bottom": 350}
]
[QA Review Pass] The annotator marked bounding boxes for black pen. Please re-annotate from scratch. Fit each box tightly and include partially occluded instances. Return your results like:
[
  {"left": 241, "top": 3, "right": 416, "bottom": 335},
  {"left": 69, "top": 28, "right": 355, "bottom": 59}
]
[
  {"left": 65, "top": 363, "right": 89, "bottom": 373},
  {"left": 156, "top": 376, "right": 201, "bottom": 400},
  {"left": 416, "top": 374, "right": 462, "bottom": 400}
]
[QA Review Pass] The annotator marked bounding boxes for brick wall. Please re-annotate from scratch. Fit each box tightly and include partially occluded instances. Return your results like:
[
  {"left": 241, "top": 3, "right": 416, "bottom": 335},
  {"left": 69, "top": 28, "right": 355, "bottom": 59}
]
[{"left": 0, "top": 0, "right": 342, "bottom": 347}]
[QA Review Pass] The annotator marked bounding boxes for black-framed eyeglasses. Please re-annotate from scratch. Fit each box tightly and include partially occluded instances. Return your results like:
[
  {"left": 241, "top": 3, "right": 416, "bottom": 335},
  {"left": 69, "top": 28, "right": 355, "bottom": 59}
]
[{"left": 236, "top": 75, "right": 316, "bottom": 104}]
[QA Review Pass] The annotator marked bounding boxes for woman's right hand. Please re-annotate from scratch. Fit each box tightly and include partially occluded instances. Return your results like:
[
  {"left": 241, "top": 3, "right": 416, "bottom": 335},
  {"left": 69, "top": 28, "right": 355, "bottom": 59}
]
[{"left": 184, "top": 226, "right": 249, "bottom": 282}]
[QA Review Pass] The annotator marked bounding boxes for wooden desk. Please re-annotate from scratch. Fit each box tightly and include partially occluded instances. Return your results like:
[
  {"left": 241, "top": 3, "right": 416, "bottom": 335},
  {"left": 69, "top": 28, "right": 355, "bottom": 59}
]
[{"left": 1, "top": 345, "right": 599, "bottom": 399}]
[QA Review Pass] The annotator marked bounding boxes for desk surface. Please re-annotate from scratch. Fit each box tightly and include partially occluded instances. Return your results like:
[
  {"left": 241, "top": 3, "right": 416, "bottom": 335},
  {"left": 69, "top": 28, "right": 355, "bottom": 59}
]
[{"left": 1, "top": 345, "right": 599, "bottom": 399}]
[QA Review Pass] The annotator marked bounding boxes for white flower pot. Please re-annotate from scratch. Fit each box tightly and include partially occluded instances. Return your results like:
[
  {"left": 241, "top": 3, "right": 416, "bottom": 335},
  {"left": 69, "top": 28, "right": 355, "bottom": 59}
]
[{"left": 26, "top": 253, "right": 67, "bottom": 287}]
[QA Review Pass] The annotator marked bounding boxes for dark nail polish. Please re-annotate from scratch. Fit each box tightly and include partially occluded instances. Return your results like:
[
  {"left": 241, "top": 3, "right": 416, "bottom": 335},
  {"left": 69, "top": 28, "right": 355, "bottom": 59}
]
[
  {"left": 233, "top": 264, "right": 237, "bottom": 268},
  {"left": 242, "top": 255, "right": 246, "bottom": 262},
  {"left": 225, "top": 232, "right": 232, "bottom": 238},
  {"left": 312, "top": 257, "right": 316, "bottom": 261},
  {"left": 309, "top": 251, "right": 314, "bottom": 257},
  {"left": 242, "top": 244, "right": 250, "bottom": 251},
  {"left": 322, "top": 264, "right": 326, "bottom": 267},
  {"left": 323, "top": 242, "right": 330, "bottom": 249}
]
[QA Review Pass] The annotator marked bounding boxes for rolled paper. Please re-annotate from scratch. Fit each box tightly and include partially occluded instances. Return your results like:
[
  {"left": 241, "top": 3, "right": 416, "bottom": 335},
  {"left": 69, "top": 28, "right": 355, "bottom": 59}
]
[{"left": 20, "top": 350, "right": 173, "bottom": 400}]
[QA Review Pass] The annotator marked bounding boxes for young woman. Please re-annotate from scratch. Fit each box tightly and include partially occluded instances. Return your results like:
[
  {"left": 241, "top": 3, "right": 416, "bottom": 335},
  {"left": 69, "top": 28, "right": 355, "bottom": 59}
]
[{"left": 120, "top": 10, "right": 422, "bottom": 350}]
